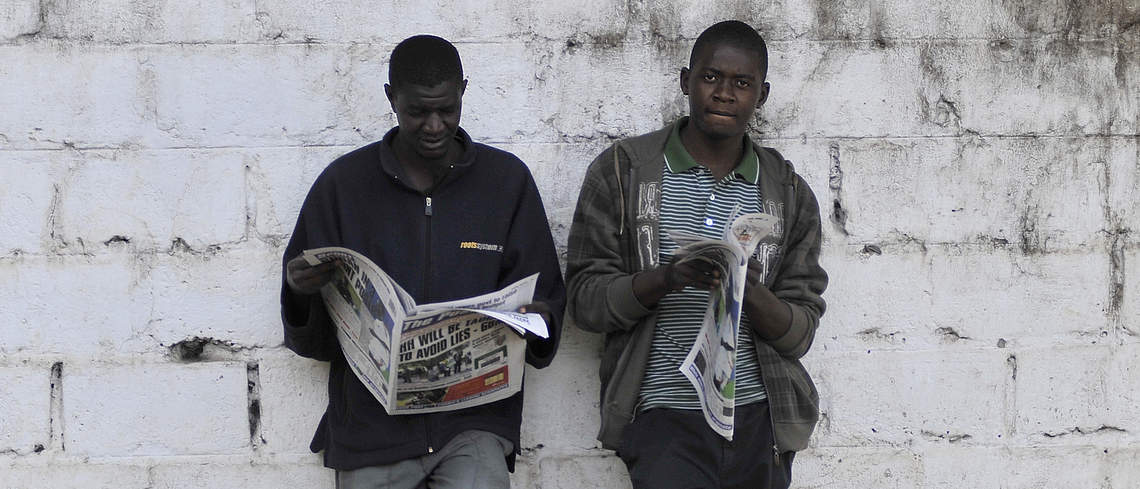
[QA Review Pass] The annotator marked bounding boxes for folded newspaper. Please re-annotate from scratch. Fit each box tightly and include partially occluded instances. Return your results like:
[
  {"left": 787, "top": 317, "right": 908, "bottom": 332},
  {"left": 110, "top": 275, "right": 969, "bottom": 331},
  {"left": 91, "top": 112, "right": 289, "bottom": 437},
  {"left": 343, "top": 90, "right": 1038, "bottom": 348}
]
[
  {"left": 671, "top": 211, "right": 778, "bottom": 441},
  {"left": 302, "top": 247, "right": 548, "bottom": 415}
]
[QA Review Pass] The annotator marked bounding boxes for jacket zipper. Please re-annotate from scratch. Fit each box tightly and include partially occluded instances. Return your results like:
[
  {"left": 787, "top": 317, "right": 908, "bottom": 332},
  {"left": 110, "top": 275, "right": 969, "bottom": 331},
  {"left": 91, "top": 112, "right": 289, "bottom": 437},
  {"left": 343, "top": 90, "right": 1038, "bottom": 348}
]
[
  {"left": 423, "top": 195, "right": 433, "bottom": 299},
  {"left": 424, "top": 194, "right": 434, "bottom": 454}
]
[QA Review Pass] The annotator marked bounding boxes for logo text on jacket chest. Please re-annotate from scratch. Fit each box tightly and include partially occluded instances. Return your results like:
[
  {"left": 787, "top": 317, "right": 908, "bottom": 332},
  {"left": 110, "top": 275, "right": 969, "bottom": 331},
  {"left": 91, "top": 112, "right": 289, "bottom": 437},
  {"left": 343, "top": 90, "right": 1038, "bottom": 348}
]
[{"left": 459, "top": 241, "right": 503, "bottom": 253}]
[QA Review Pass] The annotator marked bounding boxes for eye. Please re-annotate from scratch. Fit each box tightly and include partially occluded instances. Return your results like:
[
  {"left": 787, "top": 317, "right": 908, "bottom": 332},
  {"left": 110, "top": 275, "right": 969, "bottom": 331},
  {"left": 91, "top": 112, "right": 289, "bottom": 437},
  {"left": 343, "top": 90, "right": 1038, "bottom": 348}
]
[
  {"left": 703, "top": 73, "right": 717, "bottom": 82},
  {"left": 735, "top": 79, "right": 751, "bottom": 88}
]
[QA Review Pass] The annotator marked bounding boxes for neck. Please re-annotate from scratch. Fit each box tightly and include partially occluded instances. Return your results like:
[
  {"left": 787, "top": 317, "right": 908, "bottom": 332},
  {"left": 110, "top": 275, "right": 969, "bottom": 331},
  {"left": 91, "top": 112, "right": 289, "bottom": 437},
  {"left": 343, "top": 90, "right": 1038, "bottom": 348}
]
[
  {"left": 679, "top": 122, "right": 745, "bottom": 180},
  {"left": 393, "top": 139, "right": 461, "bottom": 193}
]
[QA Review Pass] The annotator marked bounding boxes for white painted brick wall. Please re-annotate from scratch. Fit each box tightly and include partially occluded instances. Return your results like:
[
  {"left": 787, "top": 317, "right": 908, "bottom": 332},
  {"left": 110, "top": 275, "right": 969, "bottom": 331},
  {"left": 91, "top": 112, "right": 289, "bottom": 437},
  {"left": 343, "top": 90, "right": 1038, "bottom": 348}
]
[
  {"left": 64, "top": 363, "right": 249, "bottom": 456},
  {"left": 0, "top": 365, "right": 51, "bottom": 453},
  {"left": 2, "top": 0, "right": 1136, "bottom": 487}
]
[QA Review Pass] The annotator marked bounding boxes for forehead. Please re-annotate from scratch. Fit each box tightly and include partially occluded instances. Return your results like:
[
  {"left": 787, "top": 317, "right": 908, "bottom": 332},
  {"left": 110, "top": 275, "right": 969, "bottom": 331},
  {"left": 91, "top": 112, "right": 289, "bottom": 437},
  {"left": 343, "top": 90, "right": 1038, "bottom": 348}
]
[
  {"left": 692, "top": 43, "right": 764, "bottom": 77},
  {"left": 392, "top": 80, "right": 463, "bottom": 106}
]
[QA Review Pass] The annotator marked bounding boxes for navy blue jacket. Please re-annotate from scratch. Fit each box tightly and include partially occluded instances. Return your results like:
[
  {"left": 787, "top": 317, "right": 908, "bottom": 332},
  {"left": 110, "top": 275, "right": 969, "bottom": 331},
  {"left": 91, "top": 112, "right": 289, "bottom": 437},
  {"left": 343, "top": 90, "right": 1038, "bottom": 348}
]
[{"left": 280, "top": 127, "right": 565, "bottom": 470}]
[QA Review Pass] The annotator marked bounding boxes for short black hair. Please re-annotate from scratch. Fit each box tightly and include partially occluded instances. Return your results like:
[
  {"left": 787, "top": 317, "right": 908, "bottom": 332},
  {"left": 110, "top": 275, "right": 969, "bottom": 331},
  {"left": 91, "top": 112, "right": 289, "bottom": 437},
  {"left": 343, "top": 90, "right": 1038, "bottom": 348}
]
[
  {"left": 388, "top": 35, "right": 464, "bottom": 88},
  {"left": 690, "top": 21, "right": 768, "bottom": 78}
]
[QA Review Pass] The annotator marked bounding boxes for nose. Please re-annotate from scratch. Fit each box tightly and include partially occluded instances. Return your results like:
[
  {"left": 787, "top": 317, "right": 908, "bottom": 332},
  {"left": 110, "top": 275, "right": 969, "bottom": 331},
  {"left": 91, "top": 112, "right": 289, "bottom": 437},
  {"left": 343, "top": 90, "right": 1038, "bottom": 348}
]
[
  {"left": 712, "top": 80, "right": 735, "bottom": 103},
  {"left": 424, "top": 112, "right": 445, "bottom": 134}
]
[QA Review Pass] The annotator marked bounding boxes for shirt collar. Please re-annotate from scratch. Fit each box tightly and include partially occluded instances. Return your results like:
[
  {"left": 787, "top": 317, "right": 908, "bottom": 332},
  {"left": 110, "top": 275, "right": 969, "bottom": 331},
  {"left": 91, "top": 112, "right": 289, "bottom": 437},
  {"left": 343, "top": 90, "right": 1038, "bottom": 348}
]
[{"left": 663, "top": 117, "right": 759, "bottom": 184}]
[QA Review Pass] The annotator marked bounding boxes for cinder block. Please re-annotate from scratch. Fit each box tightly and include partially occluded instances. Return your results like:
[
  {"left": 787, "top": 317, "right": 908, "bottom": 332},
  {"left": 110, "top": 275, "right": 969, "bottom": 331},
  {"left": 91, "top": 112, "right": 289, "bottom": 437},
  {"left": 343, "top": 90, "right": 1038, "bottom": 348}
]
[
  {"left": 150, "top": 462, "right": 332, "bottom": 489},
  {"left": 59, "top": 149, "right": 246, "bottom": 251},
  {"left": 921, "top": 446, "right": 1007, "bottom": 489},
  {"left": 1014, "top": 345, "right": 1140, "bottom": 442},
  {"left": 245, "top": 146, "right": 347, "bottom": 239},
  {"left": 521, "top": 354, "right": 602, "bottom": 450},
  {"left": 924, "top": 445, "right": 1125, "bottom": 488},
  {"left": 64, "top": 362, "right": 249, "bottom": 456},
  {"left": 761, "top": 41, "right": 1134, "bottom": 139},
  {"left": 1106, "top": 137, "right": 1139, "bottom": 239},
  {"left": 496, "top": 142, "right": 607, "bottom": 217},
  {"left": 0, "top": 365, "right": 50, "bottom": 453},
  {"left": 0, "top": 153, "right": 63, "bottom": 255},
  {"left": 921, "top": 41, "right": 1134, "bottom": 137},
  {"left": 42, "top": 0, "right": 257, "bottom": 43},
  {"left": 836, "top": 137, "right": 1113, "bottom": 248},
  {"left": 811, "top": 350, "right": 1008, "bottom": 446},
  {"left": 0, "top": 0, "right": 40, "bottom": 41},
  {"left": 1002, "top": 446, "right": 1114, "bottom": 488},
  {"left": 0, "top": 255, "right": 154, "bottom": 356},
  {"left": 532, "top": 453, "right": 632, "bottom": 489},
  {"left": 149, "top": 45, "right": 377, "bottom": 148},
  {"left": 0, "top": 463, "right": 150, "bottom": 489},
  {"left": 794, "top": 447, "right": 922, "bottom": 489},
  {"left": 928, "top": 249, "right": 1113, "bottom": 347},
  {"left": 0, "top": 44, "right": 153, "bottom": 150},
  {"left": 257, "top": 351, "right": 330, "bottom": 454},
  {"left": 147, "top": 242, "right": 282, "bottom": 348},
  {"left": 506, "top": 42, "right": 681, "bottom": 143},
  {"left": 643, "top": 0, "right": 816, "bottom": 41},
  {"left": 250, "top": 0, "right": 629, "bottom": 43},
  {"left": 1110, "top": 447, "right": 1140, "bottom": 489},
  {"left": 804, "top": 0, "right": 1123, "bottom": 40},
  {"left": 814, "top": 251, "right": 933, "bottom": 352}
]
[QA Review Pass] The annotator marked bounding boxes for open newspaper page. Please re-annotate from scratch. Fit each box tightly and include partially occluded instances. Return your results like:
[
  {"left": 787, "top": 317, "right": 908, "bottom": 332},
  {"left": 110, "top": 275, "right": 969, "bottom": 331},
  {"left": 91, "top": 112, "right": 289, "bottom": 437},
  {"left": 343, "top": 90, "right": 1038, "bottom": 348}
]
[
  {"left": 302, "top": 247, "right": 545, "bottom": 415},
  {"left": 674, "top": 212, "right": 778, "bottom": 440},
  {"left": 390, "top": 274, "right": 542, "bottom": 414},
  {"left": 302, "top": 247, "right": 407, "bottom": 412}
]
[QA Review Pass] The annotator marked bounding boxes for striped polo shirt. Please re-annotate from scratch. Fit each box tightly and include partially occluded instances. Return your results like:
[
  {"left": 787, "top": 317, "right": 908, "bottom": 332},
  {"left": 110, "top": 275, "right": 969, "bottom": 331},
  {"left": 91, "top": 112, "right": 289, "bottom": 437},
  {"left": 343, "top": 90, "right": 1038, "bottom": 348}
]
[{"left": 638, "top": 122, "right": 768, "bottom": 412}]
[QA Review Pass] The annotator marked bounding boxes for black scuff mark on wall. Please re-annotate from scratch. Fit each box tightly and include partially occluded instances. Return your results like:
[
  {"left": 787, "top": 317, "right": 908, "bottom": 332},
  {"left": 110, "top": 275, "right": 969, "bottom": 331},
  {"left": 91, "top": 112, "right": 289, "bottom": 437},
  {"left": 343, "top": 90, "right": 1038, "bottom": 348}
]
[
  {"left": 49, "top": 361, "right": 63, "bottom": 451},
  {"left": 167, "top": 237, "right": 222, "bottom": 257},
  {"left": 169, "top": 336, "right": 245, "bottom": 362},
  {"left": 1018, "top": 204, "right": 1045, "bottom": 254},
  {"left": 103, "top": 235, "right": 131, "bottom": 246},
  {"left": 1043, "top": 425, "right": 1127, "bottom": 438},
  {"left": 935, "top": 327, "right": 971, "bottom": 342},
  {"left": 247, "top": 361, "right": 266, "bottom": 448},
  {"left": 828, "top": 141, "right": 848, "bottom": 235},
  {"left": 921, "top": 430, "right": 972, "bottom": 443}
]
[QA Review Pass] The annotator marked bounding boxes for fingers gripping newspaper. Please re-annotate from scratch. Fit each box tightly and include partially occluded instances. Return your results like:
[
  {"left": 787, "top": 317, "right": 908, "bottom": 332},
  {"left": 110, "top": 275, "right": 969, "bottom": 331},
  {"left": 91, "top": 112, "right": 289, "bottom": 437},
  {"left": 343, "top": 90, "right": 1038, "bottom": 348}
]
[
  {"left": 672, "top": 210, "right": 778, "bottom": 440},
  {"left": 302, "top": 247, "right": 548, "bottom": 414}
]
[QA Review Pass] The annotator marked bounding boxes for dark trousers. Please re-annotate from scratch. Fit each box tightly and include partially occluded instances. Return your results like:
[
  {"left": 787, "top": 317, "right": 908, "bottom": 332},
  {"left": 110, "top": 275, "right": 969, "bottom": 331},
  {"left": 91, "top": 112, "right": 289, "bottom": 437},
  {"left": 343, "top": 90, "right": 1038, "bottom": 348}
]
[{"left": 618, "top": 401, "right": 794, "bottom": 489}]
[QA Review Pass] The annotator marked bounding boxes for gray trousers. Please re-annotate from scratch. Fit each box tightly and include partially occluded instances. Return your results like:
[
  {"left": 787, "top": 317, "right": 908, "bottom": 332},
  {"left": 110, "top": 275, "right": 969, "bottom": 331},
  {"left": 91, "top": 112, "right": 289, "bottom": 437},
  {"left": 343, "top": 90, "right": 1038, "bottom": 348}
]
[{"left": 336, "top": 430, "right": 514, "bottom": 489}]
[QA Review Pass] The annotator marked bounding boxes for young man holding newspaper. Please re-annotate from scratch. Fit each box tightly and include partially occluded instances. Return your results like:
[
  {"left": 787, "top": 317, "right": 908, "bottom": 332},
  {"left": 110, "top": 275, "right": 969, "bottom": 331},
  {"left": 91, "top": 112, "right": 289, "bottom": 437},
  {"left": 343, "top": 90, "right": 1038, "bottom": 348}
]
[
  {"left": 565, "top": 21, "right": 827, "bottom": 489},
  {"left": 281, "top": 35, "right": 564, "bottom": 489}
]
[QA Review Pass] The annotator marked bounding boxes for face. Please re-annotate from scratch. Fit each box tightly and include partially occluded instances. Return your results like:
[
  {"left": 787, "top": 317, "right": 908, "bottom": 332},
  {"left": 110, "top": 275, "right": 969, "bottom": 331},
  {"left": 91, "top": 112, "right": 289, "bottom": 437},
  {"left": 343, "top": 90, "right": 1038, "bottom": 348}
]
[
  {"left": 680, "top": 43, "right": 769, "bottom": 140},
  {"left": 385, "top": 79, "right": 467, "bottom": 161}
]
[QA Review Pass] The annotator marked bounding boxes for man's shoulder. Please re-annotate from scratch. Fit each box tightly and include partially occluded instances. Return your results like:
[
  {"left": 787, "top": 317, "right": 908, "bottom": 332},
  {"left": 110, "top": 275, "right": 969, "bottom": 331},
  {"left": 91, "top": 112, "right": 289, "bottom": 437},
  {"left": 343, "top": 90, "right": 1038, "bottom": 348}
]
[
  {"left": 471, "top": 141, "right": 525, "bottom": 169},
  {"left": 307, "top": 141, "right": 384, "bottom": 189}
]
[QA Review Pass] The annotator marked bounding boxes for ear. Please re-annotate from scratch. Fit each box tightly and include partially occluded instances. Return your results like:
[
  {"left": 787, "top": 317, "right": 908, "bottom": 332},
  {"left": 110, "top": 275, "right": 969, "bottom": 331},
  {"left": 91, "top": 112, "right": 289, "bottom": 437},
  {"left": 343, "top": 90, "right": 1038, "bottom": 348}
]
[
  {"left": 756, "top": 81, "right": 770, "bottom": 108},
  {"left": 384, "top": 83, "right": 396, "bottom": 112},
  {"left": 459, "top": 78, "right": 468, "bottom": 95},
  {"left": 680, "top": 67, "right": 691, "bottom": 96}
]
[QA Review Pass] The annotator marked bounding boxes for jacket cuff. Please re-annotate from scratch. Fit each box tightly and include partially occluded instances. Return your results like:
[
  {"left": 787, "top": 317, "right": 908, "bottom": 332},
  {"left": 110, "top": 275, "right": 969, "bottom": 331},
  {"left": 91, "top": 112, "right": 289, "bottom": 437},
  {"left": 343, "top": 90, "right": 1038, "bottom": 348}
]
[
  {"left": 768, "top": 301, "right": 808, "bottom": 354},
  {"left": 606, "top": 274, "right": 652, "bottom": 327}
]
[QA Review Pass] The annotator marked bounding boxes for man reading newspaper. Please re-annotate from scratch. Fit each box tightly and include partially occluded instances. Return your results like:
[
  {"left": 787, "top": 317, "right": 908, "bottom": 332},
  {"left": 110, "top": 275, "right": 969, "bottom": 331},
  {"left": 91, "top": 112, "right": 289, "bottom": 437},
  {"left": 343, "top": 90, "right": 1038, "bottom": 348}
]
[
  {"left": 565, "top": 21, "right": 827, "bottom": 489},
  {"left": 281, "top": 35, "right": 564, "bottom": 489}
]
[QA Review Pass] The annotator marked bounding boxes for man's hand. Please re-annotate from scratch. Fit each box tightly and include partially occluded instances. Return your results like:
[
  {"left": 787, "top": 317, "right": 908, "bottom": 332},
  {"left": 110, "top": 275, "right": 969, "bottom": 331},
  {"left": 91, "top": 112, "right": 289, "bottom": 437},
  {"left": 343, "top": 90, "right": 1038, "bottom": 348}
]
[
  {"left": 742, "top": 258, "right": 791, "bottom": 340},
  {"left": 663, "top": 259, "right": 721, "bottom": 292},
  {"left": 285, "top": 255, "right": 338, "bottom": 295},
  {"left": 517, "top": 302, "right": 554, "bottom": 343},
  {"left": 632, "top": 260, "right": 721, "bottom": 308},
  {"left": 744, "top": 257, "right": 765, "bottom": 290}
]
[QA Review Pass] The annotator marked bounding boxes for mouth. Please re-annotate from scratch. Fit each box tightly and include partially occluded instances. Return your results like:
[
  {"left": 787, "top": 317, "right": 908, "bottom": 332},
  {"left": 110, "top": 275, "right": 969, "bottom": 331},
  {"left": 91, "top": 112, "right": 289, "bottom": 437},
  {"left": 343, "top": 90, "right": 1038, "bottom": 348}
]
[
  {"left": 706, "top": 110, "right": 736, "bottom": 119},
  {"left": 419, "top": 138, "right": 446, "bottom": 151}
]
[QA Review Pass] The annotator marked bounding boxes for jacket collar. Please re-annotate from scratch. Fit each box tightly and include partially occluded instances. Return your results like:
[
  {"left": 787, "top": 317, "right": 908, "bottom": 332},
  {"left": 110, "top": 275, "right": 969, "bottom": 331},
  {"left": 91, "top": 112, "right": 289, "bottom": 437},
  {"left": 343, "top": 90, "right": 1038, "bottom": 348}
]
[{"left": 376, "top": 126, "right": 476, "bottom": 183}]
